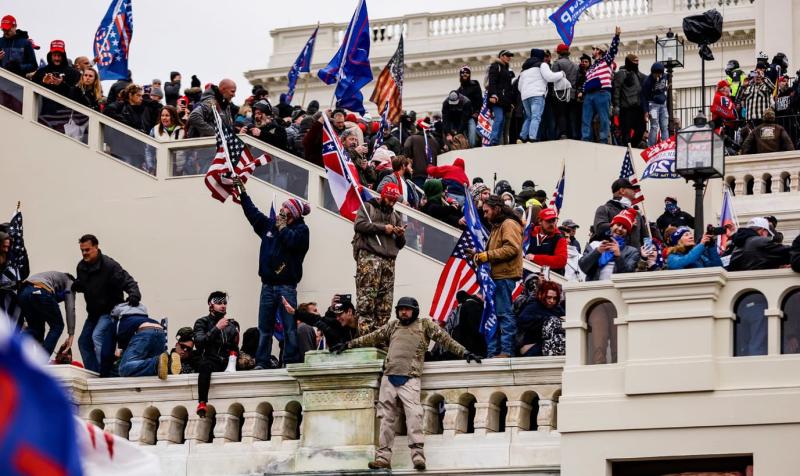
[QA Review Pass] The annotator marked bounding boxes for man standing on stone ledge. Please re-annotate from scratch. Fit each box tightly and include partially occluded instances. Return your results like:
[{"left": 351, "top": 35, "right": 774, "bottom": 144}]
[
  {"left": 352, "top": 183, "right": 406, "bottom": 336},
  {"left": 331, "top": 296, "right": 483, "bottom": 471}
]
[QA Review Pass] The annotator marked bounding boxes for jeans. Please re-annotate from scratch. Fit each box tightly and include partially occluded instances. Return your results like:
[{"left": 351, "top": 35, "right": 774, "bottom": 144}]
[
  {"left": 18, "top": 285, "right": 64, "bottom": 356},
  {"left": 487, "top": 278, "right": 517, "bottom": 357},
  {"left": 92, "top": 314, "right": 117, "bottom": 377},
  {"left": 581, "top": 90, "right": 611, "bottom": 142},
  {"left": 520, "top": 96, "right": 545, "bottom": 141},
  {"left": 648, "top": 102, "right": 669, "bottom": 145},
  {"left": 118, "top": 328, "right": 166, "bottom": 377},
  {"left": 78, "top": 316, "right": 99, "bottom": 372},
  {"left": 256, "top": 283, "right": 299, "bottom": 368},
  {"left": 467, "top": 117, "right": 478, "bottom": 147},
  {"left": 489, "top": 105, "right": 505, "bottom": 145}
]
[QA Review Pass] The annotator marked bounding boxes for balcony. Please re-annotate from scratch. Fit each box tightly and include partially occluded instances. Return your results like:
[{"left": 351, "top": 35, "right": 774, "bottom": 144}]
[{"left": 53, "top": 351, "right": 563, "bottom": 475}]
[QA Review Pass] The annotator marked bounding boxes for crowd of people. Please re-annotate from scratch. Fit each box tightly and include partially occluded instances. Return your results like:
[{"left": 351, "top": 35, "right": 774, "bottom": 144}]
[{"left": 6, "top": 12, "right": 800, "bottom": 470}]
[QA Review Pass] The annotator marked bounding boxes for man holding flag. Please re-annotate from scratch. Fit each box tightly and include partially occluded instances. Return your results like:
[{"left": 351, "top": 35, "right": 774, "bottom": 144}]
[{"left": 467, "top": 195, "right": 523, "bottom": 358}]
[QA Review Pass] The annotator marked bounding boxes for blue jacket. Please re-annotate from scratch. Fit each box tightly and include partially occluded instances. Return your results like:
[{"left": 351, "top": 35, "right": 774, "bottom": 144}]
[
  {"left": 666, "top": 243, "right": 723, "bottom": 270},
  {"left": 241, "top": 194, "right": 309, "bottom": 285},
  {"left": 0, "top": 30, "right": 37, "bottom": 76}
]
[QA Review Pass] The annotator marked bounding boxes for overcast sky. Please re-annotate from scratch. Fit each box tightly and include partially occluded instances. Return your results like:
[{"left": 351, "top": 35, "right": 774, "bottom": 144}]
[{"left": 5, "top": 0, "right": 499, "bottom": 102}]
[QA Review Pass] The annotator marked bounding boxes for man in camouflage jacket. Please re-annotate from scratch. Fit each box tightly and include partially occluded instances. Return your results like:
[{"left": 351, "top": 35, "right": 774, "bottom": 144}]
[{"left": 332, "top": 296, "right": 483, "bottom": 471}]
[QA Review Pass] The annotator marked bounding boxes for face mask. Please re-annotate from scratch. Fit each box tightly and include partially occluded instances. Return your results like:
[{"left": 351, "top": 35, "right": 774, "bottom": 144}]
[
  {"left": 504, "top": 200, "right": 513, "bottom": 207},
  {"left": 665, "top": 202, "right": 678, "bottom": 214},
  {"left": 619, "top": 196, "right": 632, "bottom": 207}
]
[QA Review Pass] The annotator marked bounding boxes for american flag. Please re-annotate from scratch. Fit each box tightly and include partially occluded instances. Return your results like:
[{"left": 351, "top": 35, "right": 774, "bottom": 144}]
[
  {"left": 620, "top": 149, "right": 644, "bottom": 206},
  {"left": 204, "top": 107, "right": 271, "bottom": 203},
  {"left": 423, "top": 128, "right": 433, "bottom": 164},
  {"left": 1, "top": 211, "right": 27, "bottom": 326},
  {"left": 370, "top": 101, "right": 390, "bottom": 156},
  {"left": 370, "top": 36, "right": 404, "bottom": 125},
  {"left": 718, "top": 185, "right": 738, "bottom": 255},
  {"left": 549, "top": 163, "right": 566, "bottom": 212},
  {"left": 477, "top": 92, "right": 493, "bottom": 146}
]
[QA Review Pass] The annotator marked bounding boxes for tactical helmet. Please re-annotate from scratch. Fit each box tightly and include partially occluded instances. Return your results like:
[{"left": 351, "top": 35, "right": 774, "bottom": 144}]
[{"left": 395, "top": 296, "right": 420, "bottom": 320}]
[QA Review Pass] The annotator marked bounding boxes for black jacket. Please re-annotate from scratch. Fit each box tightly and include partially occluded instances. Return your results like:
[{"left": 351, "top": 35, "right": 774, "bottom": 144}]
[
  {"left": 104, "top": 101, "right": 149, "bottom": 133},
  {"left": 457, "top": 79, "right": 483, "bottom": 112},
  {"left": 593, "top": 199, "right": 647, "bottom": 249},
  {"left": 516, "top": 299, "right": 564, "bottom": 355},
  {"left": 295, "top": 308, "right": 358, "bottom": 349},
  {"left": 486, "top": 60, "right": 515, "bottom": 107},
  {"left": 249, "top": 121, "right": 288, "bottom": 151},
  {"left": 69, "top": 85, "right": 100, "bottom": 111},
  {"left": 107, "top": 78, "right": 132, "bottom": 104},
  {"left": 0, "top": 29, "right": 38, "bottom": 76},
  {"left": 193, "top": 313, "right": 240, "bottom": 363},
  {"left": 31, "top": 51, "right": 80, "bottom": 98},
  {"left": 791, "top": 234, "right": 800, "bottom": 273},
  {"left": 727, "top": 228, "right": 790, "bottom": 271},
  {"left": 74, "top": 251, "right": 141, "bottom": 320},
  {"left": 656, "top": 209, "right": 695, "bottom": 233},
  {"left": 441, "top": 95, "right": 473, "bottom": 135},
  {"left": 421, "top": 199, "right": 464, "bottom": 229},
  {"left": 164, "top": 80, "right": 181, "bottom": 107}
]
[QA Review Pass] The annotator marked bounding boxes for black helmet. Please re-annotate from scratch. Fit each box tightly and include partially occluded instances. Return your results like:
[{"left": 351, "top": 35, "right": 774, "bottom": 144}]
[
  {"left": 253, "top": 100, "right": 273, "bottom": 116},
  {"left": 725, "top": 59, "right": 740, "bottom": 73},
  {"left": 494, "top": 180, "right": 513, "bottom": 197},
  {"left": 395, "top": 296, "right": 420, "bottom": 320}
]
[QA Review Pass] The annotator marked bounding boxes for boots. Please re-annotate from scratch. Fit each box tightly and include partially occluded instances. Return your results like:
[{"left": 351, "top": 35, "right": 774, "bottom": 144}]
[
  {"left": 412, "top": 453, "right": 426, "bottom": 471},
  {"left": 367, "top": 459, "right": 391, "bottom": 469}
]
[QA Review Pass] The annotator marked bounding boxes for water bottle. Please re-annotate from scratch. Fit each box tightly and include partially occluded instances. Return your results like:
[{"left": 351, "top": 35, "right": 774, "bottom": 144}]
[{"left": 225, "top": 351, "right": 237, "bottom": 372}]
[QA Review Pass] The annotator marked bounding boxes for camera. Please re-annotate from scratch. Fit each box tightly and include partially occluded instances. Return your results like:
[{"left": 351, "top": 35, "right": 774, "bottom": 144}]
[
  {"left": 336, "top": 293, "right": 352, "bottom": 303},
  {"left": 706, "top": 224, "right": 726, "bottom": 236}
]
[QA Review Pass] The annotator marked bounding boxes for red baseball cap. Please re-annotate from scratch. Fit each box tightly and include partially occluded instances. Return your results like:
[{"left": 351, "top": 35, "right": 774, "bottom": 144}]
[
  {"left": 538, "top": 208, "right": 559, "bottom": 222},
  {"left": 49, "top": 39, "right": 66, "bottom": 54},
  {"left": 556, "top": 43, "right": 569, "bottom": 54},
  {"left": 1, "top": 15, "right": 16, "bottom": 29},
  {"left": 381, "top": 182, "right": 401, "bottom": 200}
]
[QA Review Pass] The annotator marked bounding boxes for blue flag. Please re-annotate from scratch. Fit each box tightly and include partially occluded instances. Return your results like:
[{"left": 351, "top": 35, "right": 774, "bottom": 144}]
[
  {"left": 286, "top": 26, "right": 318, "bottom": 104},
  {"left": 317, "top": 0, "right": 373, "bottom": 114},
  {"left": 463, "top": 187, "right": 496, "bottom": 339},
  {"left": 549, "top": 0, "right": 603, "bottom": 46},
  {"left": 93, "top": 0, "right": 134, "bottom": 81},
  {"left": 0, "top": 319, "right": 82, "bottom": 476},
  {"left": 370, "top": 101, "right": 390, "bottom": 155}
]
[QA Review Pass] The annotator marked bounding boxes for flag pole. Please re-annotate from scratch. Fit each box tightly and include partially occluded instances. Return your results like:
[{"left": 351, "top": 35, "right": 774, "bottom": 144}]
[
  {"left": 16, "top": 201, "right": 20, "bottom": 212},
  {"left": 626, "top": 144, "right": 652, "bottom": 239},
  {"left": 300, "top": 23, "right": 319, "bottom": 108},
  {"left": 329, "top": 0, "right": 364, "bottom": 110},
  {"left": 213, "top": 106, "right": 238, "bottom": 178},
  {"left": 300, "top": 73, "right": 310, "bottom": 108}
]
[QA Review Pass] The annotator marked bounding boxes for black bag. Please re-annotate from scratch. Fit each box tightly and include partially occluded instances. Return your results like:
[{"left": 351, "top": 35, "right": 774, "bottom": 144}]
[{"left": 682, "top": 9, "right": 723, "bottom": 45}]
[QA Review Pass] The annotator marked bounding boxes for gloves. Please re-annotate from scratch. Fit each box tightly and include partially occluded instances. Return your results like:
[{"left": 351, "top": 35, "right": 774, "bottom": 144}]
[
  {"left": 465, "top": 351, "right": 483, "bottom": 364},
  {"left": 232, "top": 176, "right": 246, "bottom": 195},
  {"left": 329, "top": 342, "right": 348, "bottom": 354},
  {"left": 473, "top": 252, "right": 488, "bottom": 265},
  {"left": 127, "top": 296, "right": 140, "bottom": 307}
]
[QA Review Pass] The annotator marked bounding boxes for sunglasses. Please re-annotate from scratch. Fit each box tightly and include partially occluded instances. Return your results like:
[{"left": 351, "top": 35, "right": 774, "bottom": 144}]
[{"left": 177, "top": 342, "right": 193, "bottom": 351}]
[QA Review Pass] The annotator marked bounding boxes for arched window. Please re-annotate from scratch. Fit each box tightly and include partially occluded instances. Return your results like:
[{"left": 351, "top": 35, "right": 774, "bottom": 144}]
[
  {"left": 744, "top": 175, "right": 754, "bottom": 195},
  {"left": 782, "top": 290, "right": 800, "bottom": 354},
  {"left": 586, "top": 301, "right": 617, "bottom": 364},
  {"left": 734, "top": 292, "right": 768, "bottom": 356}
]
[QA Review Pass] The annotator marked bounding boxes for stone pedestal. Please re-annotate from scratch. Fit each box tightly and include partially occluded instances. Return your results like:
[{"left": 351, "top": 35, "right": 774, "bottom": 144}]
[{"left": 287, "top": 348, "right": 386, "bottom": 472}]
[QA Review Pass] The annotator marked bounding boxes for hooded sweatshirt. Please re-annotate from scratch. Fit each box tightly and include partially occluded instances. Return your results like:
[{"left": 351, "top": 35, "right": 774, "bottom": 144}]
[
  {"left": 0, "top": 29, "right": 37, "bottom": 76},
  {"left": 31, "top": 50, "right": 80, "bottom": 97},
  {"left": 519, "top": 49, "right": 565, "bottom": 100},
  {"left": 426, "top": 158, "right": 469, "bottom": 196}
]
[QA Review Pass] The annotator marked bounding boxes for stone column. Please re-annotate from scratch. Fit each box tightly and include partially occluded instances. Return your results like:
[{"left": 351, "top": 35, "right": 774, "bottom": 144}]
[
  {"left": 102, "top": 417, "right": 131, "bottom": 440},
  {"left": 772, "top": 175, "right": 783, "bottom": 194},
  {"left": 767, "top": 308, "right": 784, "bottom": 356},
  {"left": 442, "top": 403, "right": 468, "bottom": 437},
  {"left": 503, "top": 4, "right": 529, "bottom": 30},
  {"left": 287, "top": 348, "right": 386, "bottom": 472},
  {"left": 213, "top": 412, "right": 241, "bottom": 444},
  {"left": 422, "top": 402, "right": 443, "bottom": 434},
  {"left": 270, "top": 410, "right": 298, "bottom": 443},
  {"left": 241, "top": 411, "right": 270, "bottom": 443},
  {"left": 505, "top": 400, "right": 533, "bottom": 435},
  {"left": 185, "top": 415, "right": 213, "bottom": 443},
  {"left": 156, "top": 415, "right": 186, "bottom": 445},
  {"left": 537, "top": 399, "right": 556, "bottom": 432},
  {"left": 472, "top": 402, "right": 500, "bottom": 436},
  {"left": 128, "top": 416, "right": 157, "bottom": 445}
]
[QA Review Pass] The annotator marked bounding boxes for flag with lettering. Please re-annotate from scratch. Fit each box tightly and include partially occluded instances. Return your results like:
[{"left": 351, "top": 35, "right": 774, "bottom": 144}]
[
  {"left": 286, "top": 26, "right": 318, "bottom": 104},
  {"left": 477, "top": 92, "right": 493, "bottom": 146},
  {"left": 204, "top": 108, "right": 271, "bottom": 203},
  {"left": 93, "top": 0, "right": 134, "bottom": 81},
  {"left": 640, "top": 136, "right": 680, "bottom": 179},
  {"left": 549, "top": 0, "right": 603, "bottom": 46}
]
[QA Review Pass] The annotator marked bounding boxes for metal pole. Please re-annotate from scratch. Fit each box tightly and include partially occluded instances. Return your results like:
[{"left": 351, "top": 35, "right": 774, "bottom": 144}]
[
  {"left": 701, "top": 58, "right": 706, "bottom": 117},
  {"left": 667, "top": 65, "right": 674, "bottom": 136},
  {"left": 693, "top": 177, "right": 706, "bottom": 240}
]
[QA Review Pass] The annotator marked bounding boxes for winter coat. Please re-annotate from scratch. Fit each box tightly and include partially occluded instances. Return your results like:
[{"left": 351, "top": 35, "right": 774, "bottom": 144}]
[
  {"left": 31, "top": 51, "right": 80, "bottom": 98},
  {"left": 377, "top": 173, "right": 420, "bottom": 208},
  {"left": 711, "top": 92, "right": 737, "bottom": 129},
  {"left": 302, "top": 120, "right": 324, "bottom": 167},
  {"left": 613, "top": 66, "right": 646, "bottom": 110},
  {"left": 486, "top": 60, "right": 515, "bottom": 107},
  {"left": 727, "top": 228, "right": 790, "bottom": 271},
  {"left": 164, "top": 80, "right": 181, "bottom": 107},
  {"left": 516, "top": 299, "right": 564, "bottom": 356},
  {"left": 240, "top": 193, "right": 309, "bottom": 285},
  {"left": 353, "top": 198, "right": 406, "bottom": 260},
  {"left": 441, "top": 95, "right": 473, "bottom": 135},
  {"left": 74, "top": 251, "right": 141, "bottom": 320},
  {"left": 458, "top": 79, "right": 483, "bottom": 113},
  {"left": 193, "top": 313, "right": 241, "bottom": 363},
  {"left": 741, "top": 122, "right": 794, "bottom": 154},
  {"left": 150, "top": 125, "right": 186, "bottom": 141},
  {"left": 107, "top": 78, "right": 131, "bottom": 104},
  {"left": 187, "top": 85, "right": 233, "bottom": 138},
  {"left": 295, "top": 308, "right": 358, "bottom": 349},
  {"left": 69, "top": 85, "right": 100, "bottom": 111},
  {"left": 519, "top": 51, "right": 564, "bottom": 100},
  {"left": 486, "top": 216, "right": 523, "bottom": 280},
  {"left": 666, "top": 243, "right": 723, "bottom": 270},
  {"left": 0, "top": 30, "right": 37, "bottom": 76},
  {"left": 104, "top": 101, "right": 149, "bottom": 133},
  {"left": 426, "top": 158, "right": 469, "bottom": 191},
  {"left": 551, "top": 56, "right": 579, "bottom": 101},
  {"left": 641, "top": 74, "right": 668, "bottom": 109},
  {"left": 579, "top": 240, "right": 640, "bottom": 281},
  {"left": 404, "top": 133, "right": 439, "bottom": 180},
  {"left": 525, "top": 226, "right": 568, "bottom": 274},
  {"left": 656, "top": 208, "right": 695, "bottom": 233},
  {"left": 250, "top": 121, "right": 288, "bottom": 151},
  {"left": 593, "top": 199, "right": 647, "bottom": 248},
  {"left": 421, "top": 199, "right": 464, "bottom": 229}
]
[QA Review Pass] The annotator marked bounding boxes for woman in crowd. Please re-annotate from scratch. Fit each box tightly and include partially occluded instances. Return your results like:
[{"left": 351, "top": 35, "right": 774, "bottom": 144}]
[
  {"left": 70, "top": 67, "right": 102, "bottom": 111},
  {"left": 104, "top": 83, "right": 148, "bottom": 133},
  {"left": 516, "top": 279, "right": 565, "bottom": 356},
  {"left": 148, "top": 105, "right": 185, "bottom": 174},
  {"left": 579, "top": 209, "right": 641, "bottom": 281},
  {"left": 665, "top": 226, "right": 723, "bottom": 270}
]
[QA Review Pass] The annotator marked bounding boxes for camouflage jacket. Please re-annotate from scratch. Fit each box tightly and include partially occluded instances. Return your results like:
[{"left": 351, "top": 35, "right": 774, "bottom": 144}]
[{"left": 347, "top": 318, "right": 466, "bottom": 377}]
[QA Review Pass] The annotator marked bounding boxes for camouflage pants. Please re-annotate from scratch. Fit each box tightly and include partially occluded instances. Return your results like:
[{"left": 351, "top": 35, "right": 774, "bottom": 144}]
[{"left": 355, "top": 250, "right": 395, "bottom": 335}]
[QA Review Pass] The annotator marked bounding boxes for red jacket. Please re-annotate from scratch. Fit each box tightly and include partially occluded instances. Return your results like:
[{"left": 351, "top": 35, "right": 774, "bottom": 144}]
[
  {"left": 711, "top": 92, "right": 737, "bottom": 129},
  {"left": 526, "top": 226, "right": 568, "bottom": 270},
  {"left": 427, "top": 157, "right": 469, "bottom": 185}
]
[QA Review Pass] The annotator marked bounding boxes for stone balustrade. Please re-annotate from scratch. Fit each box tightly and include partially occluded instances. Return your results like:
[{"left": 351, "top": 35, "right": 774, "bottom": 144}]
[{"left": 53, "top": 349, "right": 563, "bottom": 475}]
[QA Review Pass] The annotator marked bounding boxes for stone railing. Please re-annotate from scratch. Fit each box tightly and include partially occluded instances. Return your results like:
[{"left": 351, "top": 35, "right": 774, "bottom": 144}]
[
  {"left": 725, "top": 151, "right": 800, "bottom": 196},
  {"left": 428, "top": 5, "right": 507, "bottom": 36},
  {"left": 54, "top": 350, "right": 563, "bottom": 475}
]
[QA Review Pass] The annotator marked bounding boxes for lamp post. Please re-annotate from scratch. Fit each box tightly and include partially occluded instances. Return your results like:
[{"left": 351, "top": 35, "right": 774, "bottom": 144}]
[
  {"left": 675, "top": 112, "right": 725, "bottom": 238},
  {"left": 655, "top": 29, "right": 685, "bottom": 136}
]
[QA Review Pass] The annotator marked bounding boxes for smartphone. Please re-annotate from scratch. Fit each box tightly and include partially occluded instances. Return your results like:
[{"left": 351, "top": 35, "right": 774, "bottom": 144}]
[{"left": 643, "top": 237, "right": 653, "bottom": 252}]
